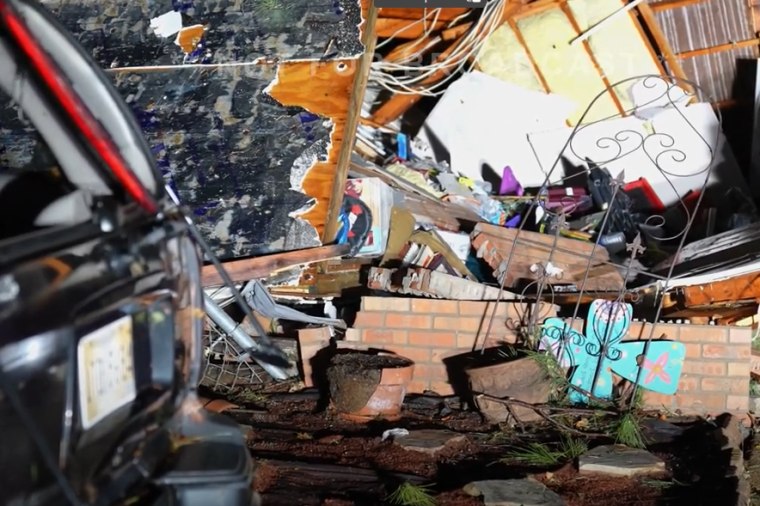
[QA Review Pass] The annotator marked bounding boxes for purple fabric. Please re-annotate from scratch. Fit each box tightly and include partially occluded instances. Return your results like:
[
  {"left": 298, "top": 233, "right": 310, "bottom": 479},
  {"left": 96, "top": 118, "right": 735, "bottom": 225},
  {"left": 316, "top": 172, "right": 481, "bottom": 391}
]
[{"left": 499, "top": 166, "right": 524, "bottom": 196}]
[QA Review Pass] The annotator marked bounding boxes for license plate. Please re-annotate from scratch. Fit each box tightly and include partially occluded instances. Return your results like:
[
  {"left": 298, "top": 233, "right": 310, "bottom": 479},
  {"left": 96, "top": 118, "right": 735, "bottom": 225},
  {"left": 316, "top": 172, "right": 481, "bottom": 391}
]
[{"left": 77, "top": 316, "right": 136, "bottom": 429}]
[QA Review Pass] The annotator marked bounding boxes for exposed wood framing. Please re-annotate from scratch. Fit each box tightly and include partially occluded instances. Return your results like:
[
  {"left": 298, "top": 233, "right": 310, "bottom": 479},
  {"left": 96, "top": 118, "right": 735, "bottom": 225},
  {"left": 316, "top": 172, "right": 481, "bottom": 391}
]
[
  {"left": 636, "top": 2, "right": 694, "bottom": 93},
  {"left": 369, "top": 32, "right": 468, "bottom": 125},
  {"left": 506, "top": 16, "right": 550, "bottom": 93},
  {"left": 558, "top": 1, "right": 625, "bottom": 116},
  {"left": 384, "top": 33, "right": 438, "bottom": 62},
  {"left": 648, "top": 0, "right": 756, "bottom": 103},
  {"left": 371, "top": 2, "right": 522, "bottom": 125}
]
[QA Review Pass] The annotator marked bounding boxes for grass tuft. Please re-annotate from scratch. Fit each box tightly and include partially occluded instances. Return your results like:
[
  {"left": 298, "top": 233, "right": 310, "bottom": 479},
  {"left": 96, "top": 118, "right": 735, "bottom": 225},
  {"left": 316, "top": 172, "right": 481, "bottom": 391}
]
[
  {"left": 560, "top": 436, "right": 588, "bottom": 460},
  {"left": 387, "top": 482, "right": 436, "bottom": 506},
  {"left": 505, "top": 437, "right": 587, "bottom": 467},
  {"left": 614, "top": 412, "right": 646, "bottom": 449},
  {"left": 507, "top": 442, "right": 564, "bottom": 466}
]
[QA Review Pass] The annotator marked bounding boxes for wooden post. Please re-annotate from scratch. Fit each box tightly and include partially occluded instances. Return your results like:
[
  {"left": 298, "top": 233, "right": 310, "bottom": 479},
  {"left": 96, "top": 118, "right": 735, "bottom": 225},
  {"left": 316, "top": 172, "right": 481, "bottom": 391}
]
[{"left": 322, "top": 4, "right": 378, "bottom": 243}]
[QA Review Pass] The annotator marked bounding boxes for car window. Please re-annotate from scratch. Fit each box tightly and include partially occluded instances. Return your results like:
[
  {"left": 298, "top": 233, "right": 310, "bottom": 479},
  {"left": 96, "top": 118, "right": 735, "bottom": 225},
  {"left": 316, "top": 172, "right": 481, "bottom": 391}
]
[{"left": 0, "top": 82, "right": 92, "bottom": 240}]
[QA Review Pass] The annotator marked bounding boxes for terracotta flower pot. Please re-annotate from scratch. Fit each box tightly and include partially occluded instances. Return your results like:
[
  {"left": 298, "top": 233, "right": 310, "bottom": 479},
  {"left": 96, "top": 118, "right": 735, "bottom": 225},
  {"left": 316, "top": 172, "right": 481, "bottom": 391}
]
[
  {"left": 466, "top": 353, "right": 552, "bottom": 425},
  {"left": 327, "top": 352, "right": 414, "bottom": 422}
]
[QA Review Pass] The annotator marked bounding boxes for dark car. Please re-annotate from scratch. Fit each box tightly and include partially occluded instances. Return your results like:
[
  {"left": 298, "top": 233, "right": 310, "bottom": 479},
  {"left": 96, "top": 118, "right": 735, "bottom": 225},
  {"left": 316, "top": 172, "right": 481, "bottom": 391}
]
[{"left": 0, "top": 1, "right": 256, "bottom": 504}]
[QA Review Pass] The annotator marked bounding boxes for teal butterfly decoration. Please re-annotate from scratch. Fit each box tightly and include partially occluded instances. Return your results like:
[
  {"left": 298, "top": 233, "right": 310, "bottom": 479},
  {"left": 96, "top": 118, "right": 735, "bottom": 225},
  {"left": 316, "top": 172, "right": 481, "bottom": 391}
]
[{"left": 539, "top": 300, "right": 685, "bottom": 404}]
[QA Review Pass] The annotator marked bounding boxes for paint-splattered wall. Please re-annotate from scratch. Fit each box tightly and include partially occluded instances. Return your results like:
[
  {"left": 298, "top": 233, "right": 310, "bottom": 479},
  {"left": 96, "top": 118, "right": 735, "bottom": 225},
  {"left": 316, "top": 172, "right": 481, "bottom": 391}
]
[{"left": 42, "top": 0, "right": 364, "bottom": 259}]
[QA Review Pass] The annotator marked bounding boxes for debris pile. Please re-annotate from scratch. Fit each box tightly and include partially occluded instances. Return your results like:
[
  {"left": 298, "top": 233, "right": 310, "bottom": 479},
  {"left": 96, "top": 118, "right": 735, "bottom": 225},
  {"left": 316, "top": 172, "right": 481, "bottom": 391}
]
[{"left": 200, "top": 1, "right": 760, "bottom": 429}]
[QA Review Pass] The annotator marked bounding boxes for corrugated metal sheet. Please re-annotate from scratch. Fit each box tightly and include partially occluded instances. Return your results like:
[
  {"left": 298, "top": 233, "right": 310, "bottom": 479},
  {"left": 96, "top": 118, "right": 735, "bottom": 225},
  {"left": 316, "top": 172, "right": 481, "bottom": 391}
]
[
  {"left": 679, "top": 46, "right": 758, "bottom": 101},
  {"left": 653, "top": 0, "right": 754, "bottom": 53},
  {"left": 651, "top": 0, "right": 757, "bottom": 102}
]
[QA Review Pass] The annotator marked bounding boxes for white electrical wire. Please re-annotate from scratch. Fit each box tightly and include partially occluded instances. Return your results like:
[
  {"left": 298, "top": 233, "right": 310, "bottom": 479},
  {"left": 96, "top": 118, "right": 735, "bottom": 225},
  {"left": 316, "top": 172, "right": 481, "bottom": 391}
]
[{"left": 370, "top": 0, "right": 505, "bottom": 97}]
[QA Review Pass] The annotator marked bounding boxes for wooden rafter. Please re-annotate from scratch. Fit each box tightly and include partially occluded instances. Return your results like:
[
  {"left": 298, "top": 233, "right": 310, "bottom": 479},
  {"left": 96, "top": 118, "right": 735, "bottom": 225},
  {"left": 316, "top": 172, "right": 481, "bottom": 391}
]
[
  {"left": 650, "top": 0, "right": 708, "bottom": 12},
  {"left": 676, "top": 38, "right": 760, "bottom": 59}
]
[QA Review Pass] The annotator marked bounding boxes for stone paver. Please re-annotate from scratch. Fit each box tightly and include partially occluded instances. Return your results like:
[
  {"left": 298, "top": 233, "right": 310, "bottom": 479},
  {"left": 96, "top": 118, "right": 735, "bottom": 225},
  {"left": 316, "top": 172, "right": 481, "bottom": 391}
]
[
  {"left": 393, "top": 429, "right": 466, "bottom": 455},
  {"left": 579, "top": 444, "right": 666, "bottom": 477},
  {"left": 463, "top": 479, "right": 565, "bottom": 506}
]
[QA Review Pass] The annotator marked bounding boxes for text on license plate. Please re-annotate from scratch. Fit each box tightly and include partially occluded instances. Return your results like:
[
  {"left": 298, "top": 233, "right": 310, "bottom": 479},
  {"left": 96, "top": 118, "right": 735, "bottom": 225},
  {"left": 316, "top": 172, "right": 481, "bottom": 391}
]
[{"left": 77, "top": 316, "right": 136, "bottom": 429}]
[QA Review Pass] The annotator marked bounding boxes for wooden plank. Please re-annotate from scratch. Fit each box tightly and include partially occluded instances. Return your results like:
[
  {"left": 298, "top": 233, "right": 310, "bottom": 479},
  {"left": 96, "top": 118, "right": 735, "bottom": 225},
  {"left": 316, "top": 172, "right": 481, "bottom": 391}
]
[
  {"left": 472, "top": 225, "right": 624, "bottom": 290},
  {"left": 384, "top": 34, "right": 439, "bottom": 62},
  {"left": 201, "top": 244, "right": 350, "bottom": 286},
  {"left": 442, "top": 21, "right": 474, "bottom": 40},
  {"left": 475, "top": 223, "right": 607, "bottom": 257},
  {"left": 376, "top": 17, "right": 447, "bottom": 39},
  {"left": 650, "top": 0, "right": 708, "bottom": 12},
  {"left": 506, "top": 17, "right": 551, "bottom": 93},
  {"left": 254, "top": 459, "right": 426, "bottom": 501},
  {"left": 322, "top": 5, "right": 378, "bottom": 243},
  {"left": 629, "top": 1, "right": 668, "bottom": 77},
  {"left": 676, "top": 38, "right": 760, "bottom": 59},
  {"left": 378, "top": 7, "right": 470, "bottom": 22}
]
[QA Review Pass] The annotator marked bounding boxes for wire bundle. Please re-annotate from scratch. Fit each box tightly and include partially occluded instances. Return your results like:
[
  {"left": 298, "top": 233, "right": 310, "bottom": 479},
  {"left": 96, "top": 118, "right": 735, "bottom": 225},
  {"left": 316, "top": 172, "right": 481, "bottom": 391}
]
[{"left": 370, "top": 0, "right": 506, "bottom": 97}]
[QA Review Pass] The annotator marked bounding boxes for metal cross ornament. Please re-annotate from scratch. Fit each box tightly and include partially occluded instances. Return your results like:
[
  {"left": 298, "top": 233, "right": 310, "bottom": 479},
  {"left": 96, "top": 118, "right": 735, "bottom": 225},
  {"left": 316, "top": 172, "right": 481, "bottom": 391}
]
[{"left": 539, "top": 299, "right": 685, "bottom": 404}]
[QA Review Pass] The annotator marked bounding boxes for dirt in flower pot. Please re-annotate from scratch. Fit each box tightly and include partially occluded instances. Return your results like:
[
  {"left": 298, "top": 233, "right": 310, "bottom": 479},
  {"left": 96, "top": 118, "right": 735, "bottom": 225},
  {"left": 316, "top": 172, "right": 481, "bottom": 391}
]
[{"left": 327, "top": 353, "right": 413, "bottom": 413}]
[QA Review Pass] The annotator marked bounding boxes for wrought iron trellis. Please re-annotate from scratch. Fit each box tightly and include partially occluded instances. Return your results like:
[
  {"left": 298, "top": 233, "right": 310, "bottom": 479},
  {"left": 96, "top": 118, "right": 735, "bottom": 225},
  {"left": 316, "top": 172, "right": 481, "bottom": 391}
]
[
  {"left": 200, "top": 287, "right": 267, "bottom": 392},
  {"left": 479, "top": 74, "right": 731, "bottom": 408}
]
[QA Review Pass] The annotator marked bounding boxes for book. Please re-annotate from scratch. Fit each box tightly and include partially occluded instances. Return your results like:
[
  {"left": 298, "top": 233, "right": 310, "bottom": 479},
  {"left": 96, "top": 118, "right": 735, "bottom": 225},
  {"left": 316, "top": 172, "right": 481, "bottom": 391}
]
[{"left": 345, "top": 177, "right": 395, "bottom": 257}]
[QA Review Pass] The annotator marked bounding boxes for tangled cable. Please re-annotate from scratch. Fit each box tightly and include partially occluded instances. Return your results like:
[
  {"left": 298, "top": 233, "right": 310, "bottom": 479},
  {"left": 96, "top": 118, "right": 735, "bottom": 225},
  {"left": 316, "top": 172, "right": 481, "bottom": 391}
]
[{"left": 370, "top": 0, "right": 506, "bottom": 97}]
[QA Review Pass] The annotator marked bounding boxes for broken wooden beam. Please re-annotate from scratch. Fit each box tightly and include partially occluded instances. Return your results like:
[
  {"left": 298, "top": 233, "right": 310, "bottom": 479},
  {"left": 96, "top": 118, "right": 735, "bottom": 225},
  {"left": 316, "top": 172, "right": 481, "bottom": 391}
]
[
  {"left": 471, "top": 223, "right": 624, "bottom": 291},
  {"left": 370, "top": 3, "right": 523, "bottom": 125},
  {"left": 201, "top": 244, "right": 350, "bottom": 286},
  {"left": 323, "top": 5, "right": 378, "bottom": 243}
]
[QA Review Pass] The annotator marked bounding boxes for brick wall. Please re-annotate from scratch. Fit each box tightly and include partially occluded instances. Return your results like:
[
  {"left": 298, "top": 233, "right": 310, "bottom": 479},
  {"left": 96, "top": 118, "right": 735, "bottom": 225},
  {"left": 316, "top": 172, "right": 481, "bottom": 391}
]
[
  {"left": 344, "top": 297, "right": 752, "bottom": 414},
  {"left": 345, "top": 296, "right": 556, "bottom": 395},
  {"left": 625, "top": 322, "right": 752, "bottom": 415}
]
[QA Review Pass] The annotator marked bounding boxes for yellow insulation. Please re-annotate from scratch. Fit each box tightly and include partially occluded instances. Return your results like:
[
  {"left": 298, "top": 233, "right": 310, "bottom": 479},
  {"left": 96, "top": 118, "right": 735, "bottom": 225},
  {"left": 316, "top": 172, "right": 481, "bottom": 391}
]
[
  {"left": 567, "top": 0, "right": 661, "bottom": 112},
  {"left": 517, "top": 7, "right": 617, "bottom": 124},
  {"left": 475, "top": 24, "right": 545, "bottom": 93}
]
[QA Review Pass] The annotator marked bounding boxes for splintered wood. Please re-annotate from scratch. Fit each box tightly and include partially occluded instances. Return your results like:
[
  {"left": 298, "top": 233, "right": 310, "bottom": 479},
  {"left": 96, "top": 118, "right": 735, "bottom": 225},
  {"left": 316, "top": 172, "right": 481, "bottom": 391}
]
[{"left": 471, "top": 223, "right": 624, "bottom": 291}]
